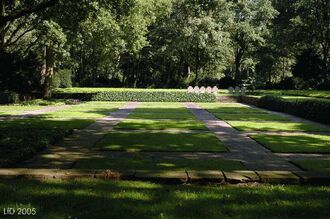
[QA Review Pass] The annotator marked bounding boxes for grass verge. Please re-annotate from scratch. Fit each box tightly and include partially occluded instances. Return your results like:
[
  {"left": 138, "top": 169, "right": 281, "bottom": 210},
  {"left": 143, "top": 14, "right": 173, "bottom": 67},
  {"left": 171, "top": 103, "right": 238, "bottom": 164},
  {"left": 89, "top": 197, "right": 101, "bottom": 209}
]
[{"left": 0, "top": 179, "right": 329, "bottom": 218}]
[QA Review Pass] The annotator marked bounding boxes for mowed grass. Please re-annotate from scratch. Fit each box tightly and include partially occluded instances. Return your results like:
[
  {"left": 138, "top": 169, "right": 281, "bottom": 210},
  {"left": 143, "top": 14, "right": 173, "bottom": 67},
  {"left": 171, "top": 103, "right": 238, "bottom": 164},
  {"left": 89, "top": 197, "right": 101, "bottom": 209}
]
[
  {"left": 133, "top": 102, "right": 189, "bottom": 114},
  {"left": 250, "top": 134, "right": 330, "bottom": 153},
  {"left": 115, "top": 119, "right": 207, "bottom": 130},
  {"left": 0, "top": 105, "right": 43, "bottom": 116},
  {"left": 74, "top": 157, "right": 244, "bottom": 171},
  {"left": 0, "top": 179, "right": 330, "bottom": 219},
  {"left": 213, "top": 113, "right": 290, "bottom": 121},
  {"left": 293, "top": 160, "right": 330, "bottom": 173},
  {"left": 0, "top": 118, "right": 94, "bottom": 167},
  {"left": 228, "top": 121, "right": 329, "bottom": 132},
  {"left": 95, "top": 132, "right": 227, "bottom": 152},
  {"left": 128, "top": 112, "right": 196, "bottom": 119},
  {"left": 0, "top": 102, "right": 123, "bottom": 167},
  {"left": 199, "top": 103, "right": 268, "bottom": 114},
  {"left": 43, "top": 102, "right": 124, "bottom": 118}
]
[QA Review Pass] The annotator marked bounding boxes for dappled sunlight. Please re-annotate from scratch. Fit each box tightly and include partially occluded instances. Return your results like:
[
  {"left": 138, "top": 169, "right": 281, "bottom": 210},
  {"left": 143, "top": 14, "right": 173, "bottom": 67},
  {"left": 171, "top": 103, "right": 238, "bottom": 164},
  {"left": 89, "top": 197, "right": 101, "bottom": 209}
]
[
  {"left": 93, "top": 132, "right": 227, "bottom": 152},
  {"left": 1, "top": 178, "right": 329, "bottom": 218},
  {"left": 251, "top": 134, "right": 330, "bottom": 153},
  {"left": 229, "top": 121, "right": 329, "bottom": 132},
  {"left": 73, "top": 156, "right": 244, "bottom": 171},
  {"left": 214, "top": 113, "right": 290, "bottom": 121}
]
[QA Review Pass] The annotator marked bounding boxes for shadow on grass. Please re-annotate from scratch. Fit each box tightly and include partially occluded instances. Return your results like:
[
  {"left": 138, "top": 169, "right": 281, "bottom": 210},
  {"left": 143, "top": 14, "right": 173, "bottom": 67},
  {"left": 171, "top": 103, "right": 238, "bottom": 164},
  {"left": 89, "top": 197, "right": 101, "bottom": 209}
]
[
  {"left": 0, "top": 178, "right": 329, "bottom": 218},
  {"left": 0, "top": 117, "right": 96, "bottom": 168},
  {"left": 94, "top": 132, "right": 228, "bottom": 152}
]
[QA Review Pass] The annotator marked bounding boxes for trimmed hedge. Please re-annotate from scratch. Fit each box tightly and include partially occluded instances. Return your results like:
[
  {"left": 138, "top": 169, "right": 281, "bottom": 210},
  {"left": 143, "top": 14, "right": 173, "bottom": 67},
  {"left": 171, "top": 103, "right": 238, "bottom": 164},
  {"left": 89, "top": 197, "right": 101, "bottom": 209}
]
[
  {"left": 53, "top": 89, "right": 216, "bottom": 102},
  {"left": 239, "top": 95, "right": 330, "bottom": 125},
  {"left": 92, "top": 91, "right": 216, "bottom": 102}
]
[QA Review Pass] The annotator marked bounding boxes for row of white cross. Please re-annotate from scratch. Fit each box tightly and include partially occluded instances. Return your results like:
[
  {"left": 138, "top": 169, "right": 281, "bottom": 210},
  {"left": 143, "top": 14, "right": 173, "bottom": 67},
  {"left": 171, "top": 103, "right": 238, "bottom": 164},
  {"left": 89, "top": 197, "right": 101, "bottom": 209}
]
[
  {"left": 187, "top": 86, "right": 218, "bottom": 94},
  {"left": 228, "top": 86, "right": 246, "bottom": 95}
]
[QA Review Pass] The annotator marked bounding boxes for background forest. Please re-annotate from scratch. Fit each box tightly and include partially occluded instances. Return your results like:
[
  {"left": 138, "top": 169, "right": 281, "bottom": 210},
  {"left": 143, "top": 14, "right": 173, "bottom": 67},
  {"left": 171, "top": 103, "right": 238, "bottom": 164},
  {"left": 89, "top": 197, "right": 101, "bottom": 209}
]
[{"left": 0, "top": 0, "right": 329, "bottom": 98}]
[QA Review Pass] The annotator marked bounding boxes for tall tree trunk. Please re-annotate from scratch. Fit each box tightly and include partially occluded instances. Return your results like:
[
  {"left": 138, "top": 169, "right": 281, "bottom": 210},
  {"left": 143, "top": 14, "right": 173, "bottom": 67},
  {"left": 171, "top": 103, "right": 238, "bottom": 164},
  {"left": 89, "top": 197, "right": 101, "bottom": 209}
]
[
  {"left": 41, "top": 46, "right": 55, "bottom": 98},
  {"left": 235, "top": 57, "right": 241, "bottom": 84},
  {"left": 194, "top": 48, "right": 200, "bottom": 85}
]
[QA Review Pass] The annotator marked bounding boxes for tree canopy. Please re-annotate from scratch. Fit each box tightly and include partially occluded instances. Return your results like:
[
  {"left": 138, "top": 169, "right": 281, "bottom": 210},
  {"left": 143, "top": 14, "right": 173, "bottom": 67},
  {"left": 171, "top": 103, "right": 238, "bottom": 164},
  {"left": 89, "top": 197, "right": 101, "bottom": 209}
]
[{"left": 0, "top": 0, "right": 329, "bottom": 97}]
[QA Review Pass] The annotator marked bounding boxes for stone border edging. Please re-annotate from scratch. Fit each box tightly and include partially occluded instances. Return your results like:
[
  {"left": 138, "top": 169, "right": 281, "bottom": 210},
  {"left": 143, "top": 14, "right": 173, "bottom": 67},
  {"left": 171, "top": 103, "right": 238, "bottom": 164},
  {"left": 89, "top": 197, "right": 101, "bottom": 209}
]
[{"left": 0, "top": 169, "right": 329, "bottom": 185}]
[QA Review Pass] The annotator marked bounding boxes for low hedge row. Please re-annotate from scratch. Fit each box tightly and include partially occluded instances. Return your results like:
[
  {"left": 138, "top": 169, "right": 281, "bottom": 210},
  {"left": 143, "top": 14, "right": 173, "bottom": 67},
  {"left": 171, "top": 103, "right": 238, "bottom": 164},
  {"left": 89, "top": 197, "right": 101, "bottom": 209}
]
[
  {"left": 239, "top": 95, "right": 330, "bottom": 125},
  {"left": 53, "top": 90, "right": 216, "bottom": 102}
]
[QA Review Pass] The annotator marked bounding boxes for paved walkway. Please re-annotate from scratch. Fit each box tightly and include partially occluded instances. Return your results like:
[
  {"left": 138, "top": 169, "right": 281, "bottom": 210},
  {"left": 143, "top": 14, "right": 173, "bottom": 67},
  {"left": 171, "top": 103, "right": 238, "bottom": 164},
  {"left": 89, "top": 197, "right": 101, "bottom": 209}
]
[
  {"left": 0, "top": 104, "right": 71, "bottom": 121},
  {"left": 19, "top": 102, "right": 140, "bottom": 169},
  {"left": 184, "top": 102, "right": 301, "bottom": 171}
]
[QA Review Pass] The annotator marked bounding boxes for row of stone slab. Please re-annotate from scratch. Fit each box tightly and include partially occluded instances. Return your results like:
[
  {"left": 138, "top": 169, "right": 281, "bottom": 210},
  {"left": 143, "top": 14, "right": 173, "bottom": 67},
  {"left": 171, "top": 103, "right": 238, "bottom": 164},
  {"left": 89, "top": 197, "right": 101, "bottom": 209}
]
[{"left": 0, "top": 169, "right": 329, "bottom": 185}]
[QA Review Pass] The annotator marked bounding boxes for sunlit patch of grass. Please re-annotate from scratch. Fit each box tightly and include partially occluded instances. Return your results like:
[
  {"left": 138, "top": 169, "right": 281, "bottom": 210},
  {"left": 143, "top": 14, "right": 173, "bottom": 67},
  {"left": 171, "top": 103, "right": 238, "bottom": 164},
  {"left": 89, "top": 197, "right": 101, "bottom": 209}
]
[
  {"left": 0, "top": 178, "right": 330, "bottom": 219},
  {"left": 250, "top": 134, "right": 330, "bottom": 153},
  {"left": 115, "top": 119, "right": 207, "bottom": 130},
  {"left": 128, "top": 112, "right": 196, "bottom": 119},
  {"left": 229, "top": 121, "right": 329, "bottom": 132},
  {"left": 213, "top": 113, "right": 290, "bottom": 121}
]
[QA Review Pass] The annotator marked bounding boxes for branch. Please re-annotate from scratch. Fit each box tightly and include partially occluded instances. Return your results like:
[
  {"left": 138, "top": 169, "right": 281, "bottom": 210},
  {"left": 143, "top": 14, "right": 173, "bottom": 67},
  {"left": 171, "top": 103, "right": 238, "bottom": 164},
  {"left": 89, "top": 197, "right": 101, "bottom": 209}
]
[
  {"left": 0, "top": 0, "right": 59, "bottom": 25},
  {"left": 4, "top": 25, "right": 37, "bottom": 47}
]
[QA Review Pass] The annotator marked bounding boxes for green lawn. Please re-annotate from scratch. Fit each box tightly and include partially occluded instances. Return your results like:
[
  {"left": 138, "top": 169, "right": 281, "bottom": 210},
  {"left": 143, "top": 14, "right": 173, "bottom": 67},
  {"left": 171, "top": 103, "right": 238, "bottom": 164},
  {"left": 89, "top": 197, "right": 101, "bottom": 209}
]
[
  {"left": 293, "top": 160, "right": 330, "bottom": 173},
  {"left": 213, "top": 113, "right": 290, "bottom": 121},
  {"left": 95, "top": 132, "right": 227, "bottom": 152},
  {"left": 250, "top": 135, "right": 330, "bottom": 153},
  {"left": 228, "top": 121, "right": 329, "bottom": 132},
  {"left": 0, "top": 102, "right": 124, "bottom": 167},
  {"left": 0, "top": 105, "right": 44, "bottom": 116},
  {"left": 115, "top": 119, "right": 208, "bottom": 130},
  {"left": 44, "top": 102, "right": 124, "bottom": 118},
  {"left": 128, "top": 112, "right": 196, "bottom": 119},
  {"left": 74, "top": 157, "right": 243, "bottom": 171},
  {"left": 0, "top": 118, "right": 94, "bottom": 167},
  {"left": 199, "top": 103, "right": 268, "bottom": 114},
  {"left": 0, "top": 179, "right": 329, "bottom": 219}
]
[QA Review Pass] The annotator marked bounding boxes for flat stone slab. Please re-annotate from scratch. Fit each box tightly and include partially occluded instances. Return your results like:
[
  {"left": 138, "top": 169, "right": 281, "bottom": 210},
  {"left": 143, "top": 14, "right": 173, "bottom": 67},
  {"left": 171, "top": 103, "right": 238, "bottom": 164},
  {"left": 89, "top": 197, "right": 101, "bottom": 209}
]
[
  {"left": 223, "top": 171, "right": 260, "bottom": 183},
  {"left": 294, "top": 171, "right": 330, "bottom": 185},
  {"left": 134, "top": 170, "right": 188, "bottom": 184},
  {"left": 0, "top": 169, "right": 134, "bottom": 180},
  {"left": 1, "top": 169, "right": 330, "bottom": 185},
  {"left": 187, "top": 170, "right": 224, "bottom": 184},
  {"left": 257, "top": 171, "right": 300, "bottom": 184}
]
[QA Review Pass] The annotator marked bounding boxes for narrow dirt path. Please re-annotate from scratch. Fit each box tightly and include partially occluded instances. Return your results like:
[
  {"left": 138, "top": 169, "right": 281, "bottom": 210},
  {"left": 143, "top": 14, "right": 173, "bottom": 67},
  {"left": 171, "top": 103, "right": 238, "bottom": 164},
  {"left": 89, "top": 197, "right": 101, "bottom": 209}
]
[
  {"left": 19, "top": 102, "right": 140, "bottom": 169},
  {"left": 184, "top": 102, "right": 300, "bottom": 171}
]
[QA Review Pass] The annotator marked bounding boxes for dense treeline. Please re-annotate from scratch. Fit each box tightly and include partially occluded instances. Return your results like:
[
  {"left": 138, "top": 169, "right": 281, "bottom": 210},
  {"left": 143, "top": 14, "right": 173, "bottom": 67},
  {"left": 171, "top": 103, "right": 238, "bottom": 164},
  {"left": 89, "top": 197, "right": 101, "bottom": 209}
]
[{"left": 0, "top": 0, "right": 329, "bottom": 98}]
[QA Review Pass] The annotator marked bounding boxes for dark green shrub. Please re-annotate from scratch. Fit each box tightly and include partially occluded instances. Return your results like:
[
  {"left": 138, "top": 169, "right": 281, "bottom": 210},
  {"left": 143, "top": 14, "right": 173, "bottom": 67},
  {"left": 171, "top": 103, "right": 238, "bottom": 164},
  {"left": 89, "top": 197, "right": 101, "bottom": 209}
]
[
  {"left": 241, "top": 95, "right": 330, "bottom": 125},
  {"left": 0, "top": 91, "right": 20, "bottom": 104}
]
